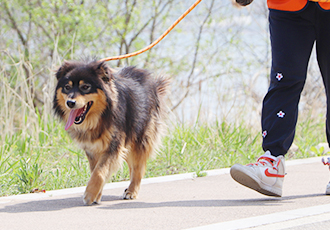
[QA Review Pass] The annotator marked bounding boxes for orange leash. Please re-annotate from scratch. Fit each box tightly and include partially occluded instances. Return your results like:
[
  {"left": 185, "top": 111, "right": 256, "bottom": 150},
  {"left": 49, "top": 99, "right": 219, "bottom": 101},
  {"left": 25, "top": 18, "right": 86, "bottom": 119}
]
[{"left": 99, "top": 0, "right": 202, "bottom": 62}]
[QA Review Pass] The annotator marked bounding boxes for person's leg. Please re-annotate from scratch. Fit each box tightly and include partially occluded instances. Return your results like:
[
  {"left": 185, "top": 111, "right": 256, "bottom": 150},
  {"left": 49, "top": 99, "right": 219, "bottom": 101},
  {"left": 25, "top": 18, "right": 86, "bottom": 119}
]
[
  {"left": 315, "top": 7, "right": 330, "bottom": 148},
  {"left": 231, "top": 4, "right": 317, "bottom": 197},
  {"left": 315, "top": 6, "right": 330, "bottom": 194},
  {"left": 262, "top": 7, "right": 316, "bottom": 157}
]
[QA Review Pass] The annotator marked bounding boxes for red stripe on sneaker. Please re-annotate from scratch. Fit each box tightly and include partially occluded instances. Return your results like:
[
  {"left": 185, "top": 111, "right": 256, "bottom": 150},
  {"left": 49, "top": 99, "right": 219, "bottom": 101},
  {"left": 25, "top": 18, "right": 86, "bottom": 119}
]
[{"left": 264, "top": 168, "right": 285, "bottom": 178}]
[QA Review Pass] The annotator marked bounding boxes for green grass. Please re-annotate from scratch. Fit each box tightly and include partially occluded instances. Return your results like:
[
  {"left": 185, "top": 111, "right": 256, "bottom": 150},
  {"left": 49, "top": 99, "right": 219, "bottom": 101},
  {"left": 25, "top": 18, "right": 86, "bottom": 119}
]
[
  {"left": 0, "top": 119, "right": 90, "bottom": 196},
  {"left": 146, "top": 121, "right": 262, "bottom": 178},
  {"left": 0, "top": 113, "right": 327, "bottom": 197}
]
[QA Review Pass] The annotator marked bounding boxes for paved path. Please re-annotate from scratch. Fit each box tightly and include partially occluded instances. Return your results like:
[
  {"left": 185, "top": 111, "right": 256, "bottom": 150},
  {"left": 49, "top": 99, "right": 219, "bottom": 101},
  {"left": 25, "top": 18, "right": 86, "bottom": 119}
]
[{"left": 0, "top": 157, "right": 329, "bottom": 230}]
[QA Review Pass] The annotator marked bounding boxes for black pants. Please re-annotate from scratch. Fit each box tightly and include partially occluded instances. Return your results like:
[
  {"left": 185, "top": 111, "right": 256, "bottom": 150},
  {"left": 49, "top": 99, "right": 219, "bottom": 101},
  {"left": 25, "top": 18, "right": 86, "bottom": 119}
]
[{"left": 262, "top": 3, "right": 330, "bottom": 156}]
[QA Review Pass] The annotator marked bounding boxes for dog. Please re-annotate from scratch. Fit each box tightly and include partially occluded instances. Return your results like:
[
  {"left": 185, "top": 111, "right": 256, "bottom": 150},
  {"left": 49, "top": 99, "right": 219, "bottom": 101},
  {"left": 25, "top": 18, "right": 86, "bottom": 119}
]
[{"left": 53, "top": 60, "right": 169, "bottom": 205}]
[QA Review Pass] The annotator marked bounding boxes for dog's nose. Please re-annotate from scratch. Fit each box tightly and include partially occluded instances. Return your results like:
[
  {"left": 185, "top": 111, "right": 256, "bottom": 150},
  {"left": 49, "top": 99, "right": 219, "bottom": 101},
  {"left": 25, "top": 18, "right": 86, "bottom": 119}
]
[{"left": 66, "top": 100, "right": 76, "bottom": 108}]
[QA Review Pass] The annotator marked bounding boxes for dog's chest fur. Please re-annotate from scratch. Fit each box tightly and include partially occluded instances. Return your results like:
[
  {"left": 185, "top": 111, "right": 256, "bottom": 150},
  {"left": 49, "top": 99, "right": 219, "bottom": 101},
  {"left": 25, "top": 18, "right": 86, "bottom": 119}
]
[{"left": 68, "top": 126, "right": 113, "bottom": 153}]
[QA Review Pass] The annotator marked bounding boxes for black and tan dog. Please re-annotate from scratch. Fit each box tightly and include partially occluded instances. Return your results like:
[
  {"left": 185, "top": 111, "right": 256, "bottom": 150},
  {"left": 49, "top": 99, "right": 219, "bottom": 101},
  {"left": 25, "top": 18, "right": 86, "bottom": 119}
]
[{"left": 53, "top": 60, "right": 169, "bottom": 205}]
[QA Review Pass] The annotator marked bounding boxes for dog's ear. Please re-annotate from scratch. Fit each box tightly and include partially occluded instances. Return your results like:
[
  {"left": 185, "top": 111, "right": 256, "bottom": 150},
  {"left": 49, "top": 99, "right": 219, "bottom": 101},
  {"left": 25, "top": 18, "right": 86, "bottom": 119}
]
[
  {"left": 94, "top": 61, "right": 114, "bottom": 83},
  {"left": 55, "top": 61, "right": 76, "bottom": 80}
]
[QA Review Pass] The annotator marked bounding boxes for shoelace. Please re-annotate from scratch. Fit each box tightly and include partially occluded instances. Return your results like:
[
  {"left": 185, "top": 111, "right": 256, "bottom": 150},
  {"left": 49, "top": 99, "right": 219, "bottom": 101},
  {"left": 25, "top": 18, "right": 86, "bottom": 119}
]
[{"left": 247, "top": 155, "right": 280, "bottom": 171}]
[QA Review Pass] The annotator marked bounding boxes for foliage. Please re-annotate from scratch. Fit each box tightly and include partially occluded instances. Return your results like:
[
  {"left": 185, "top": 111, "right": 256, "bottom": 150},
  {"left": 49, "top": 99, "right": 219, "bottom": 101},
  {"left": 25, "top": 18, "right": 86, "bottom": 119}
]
[{"left": 0, "top": 106, "right": 327, "bottom": 196}]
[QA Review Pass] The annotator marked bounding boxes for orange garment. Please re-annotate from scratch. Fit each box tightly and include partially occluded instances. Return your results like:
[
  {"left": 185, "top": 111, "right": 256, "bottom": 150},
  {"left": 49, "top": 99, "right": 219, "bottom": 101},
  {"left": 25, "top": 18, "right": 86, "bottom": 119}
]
[{"left": 267, "top": 0, "right": 330, "bottom": 11}]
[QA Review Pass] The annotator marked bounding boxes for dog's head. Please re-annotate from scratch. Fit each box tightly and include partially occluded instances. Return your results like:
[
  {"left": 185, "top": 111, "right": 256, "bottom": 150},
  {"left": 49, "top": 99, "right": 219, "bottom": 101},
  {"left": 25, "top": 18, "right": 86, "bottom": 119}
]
[{"left": 54, "top": 60, "right": 116, "bottom": 131}]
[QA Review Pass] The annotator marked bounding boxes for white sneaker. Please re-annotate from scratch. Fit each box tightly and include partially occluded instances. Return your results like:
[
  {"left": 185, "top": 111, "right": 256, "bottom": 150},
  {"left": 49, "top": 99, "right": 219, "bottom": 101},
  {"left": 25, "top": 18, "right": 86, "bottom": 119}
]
[
  {"left": 326, "top": 182, "right": 330, "bottom": 195},
  {"left": 230, "top": 151, "right": 285, "bottom": 197}
]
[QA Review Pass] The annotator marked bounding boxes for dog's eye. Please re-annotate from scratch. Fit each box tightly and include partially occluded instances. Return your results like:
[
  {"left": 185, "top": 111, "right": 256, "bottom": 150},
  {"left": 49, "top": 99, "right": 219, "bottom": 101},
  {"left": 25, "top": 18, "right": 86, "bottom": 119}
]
[
  {"left": 102, "top": 77, "right": 109, "bottom": 83},
  {"left": 80, "top": 84, "right": 91, "bottom": 93},
  {"left": 64, "top": 84, "right": 72, "bottom": 92}
]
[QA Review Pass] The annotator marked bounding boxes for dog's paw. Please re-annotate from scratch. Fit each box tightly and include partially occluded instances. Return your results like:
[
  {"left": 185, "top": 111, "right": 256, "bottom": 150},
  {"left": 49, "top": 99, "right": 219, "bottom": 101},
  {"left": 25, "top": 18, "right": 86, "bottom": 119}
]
[
  {"left": 122, "top": 188, "right": 137, "bottom": 200},
  {"left": 83, "top": 191, "right": 100, "bottom": 205}
]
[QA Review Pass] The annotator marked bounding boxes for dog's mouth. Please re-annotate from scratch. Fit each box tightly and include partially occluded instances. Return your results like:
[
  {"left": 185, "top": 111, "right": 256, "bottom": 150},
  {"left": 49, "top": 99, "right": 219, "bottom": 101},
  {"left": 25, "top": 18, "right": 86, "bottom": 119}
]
[{"left": 65, "top": 101, "right": 93, "bottom": 130}]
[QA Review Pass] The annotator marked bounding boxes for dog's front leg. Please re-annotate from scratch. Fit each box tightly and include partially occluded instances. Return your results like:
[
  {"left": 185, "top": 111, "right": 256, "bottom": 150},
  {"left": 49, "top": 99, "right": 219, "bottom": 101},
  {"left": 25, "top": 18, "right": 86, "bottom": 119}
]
[
  {"left": 84, "top": 152, "right": 103, "bottom": 205},
  {"left": 83, "top": 152, "right": 124, "bottom": 205},
  {"left": 83, "top": 163, "right": 107, "bottom": 205}
]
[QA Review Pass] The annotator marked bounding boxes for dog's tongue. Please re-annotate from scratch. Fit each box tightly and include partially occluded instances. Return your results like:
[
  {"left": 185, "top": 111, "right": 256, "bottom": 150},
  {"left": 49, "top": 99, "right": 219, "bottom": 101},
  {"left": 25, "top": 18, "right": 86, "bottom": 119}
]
[{"left": 65, "top": 109, "right": 80, "bottom": 131}]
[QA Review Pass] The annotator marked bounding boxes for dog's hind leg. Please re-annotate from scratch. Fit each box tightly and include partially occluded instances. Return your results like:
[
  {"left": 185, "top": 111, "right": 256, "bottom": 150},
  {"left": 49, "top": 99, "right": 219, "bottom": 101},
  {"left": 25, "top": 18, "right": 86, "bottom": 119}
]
[{"left": 123, "top": 146, "right": 150, "bottom": 200}]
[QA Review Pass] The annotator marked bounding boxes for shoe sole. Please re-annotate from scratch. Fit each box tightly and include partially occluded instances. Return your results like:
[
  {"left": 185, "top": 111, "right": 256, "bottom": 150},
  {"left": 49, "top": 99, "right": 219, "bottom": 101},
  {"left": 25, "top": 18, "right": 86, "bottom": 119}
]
[
  {"left": 326, "top": 187, "right": 330, "bottom": 195},
  {"left": 230, "top": 164, "right": 282, "bottom": 197}
]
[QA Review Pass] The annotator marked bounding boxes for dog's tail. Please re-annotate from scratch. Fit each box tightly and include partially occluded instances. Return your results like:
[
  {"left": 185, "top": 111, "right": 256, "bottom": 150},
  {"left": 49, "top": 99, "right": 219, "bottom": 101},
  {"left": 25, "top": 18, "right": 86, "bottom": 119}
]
[
  {"left": 155, "top": 76, "right": 170, "bottom": 97},
  {"left": 154, "top": 76, "right": 170, "bottom": 119}
]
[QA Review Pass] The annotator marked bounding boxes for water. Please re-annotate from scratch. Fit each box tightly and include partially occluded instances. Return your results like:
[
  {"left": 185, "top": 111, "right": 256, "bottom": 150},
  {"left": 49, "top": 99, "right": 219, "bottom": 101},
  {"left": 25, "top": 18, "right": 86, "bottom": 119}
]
[{"left": 163, "top": 1, "right": 326, "bottom": 126}]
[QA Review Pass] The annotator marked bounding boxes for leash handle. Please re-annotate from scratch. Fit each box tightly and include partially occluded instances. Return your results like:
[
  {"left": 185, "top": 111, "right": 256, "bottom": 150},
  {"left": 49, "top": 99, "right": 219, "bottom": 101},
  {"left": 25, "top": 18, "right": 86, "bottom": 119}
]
[{"left": 99, "top": 0, "right": 202, "bottom": 62}]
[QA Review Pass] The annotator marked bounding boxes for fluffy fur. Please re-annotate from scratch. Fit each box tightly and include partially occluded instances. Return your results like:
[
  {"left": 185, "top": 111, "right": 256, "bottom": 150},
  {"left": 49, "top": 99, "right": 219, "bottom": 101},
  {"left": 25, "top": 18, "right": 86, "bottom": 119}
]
[{"left": 53, "top": 60, "right": 169, "bottom": 205}]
